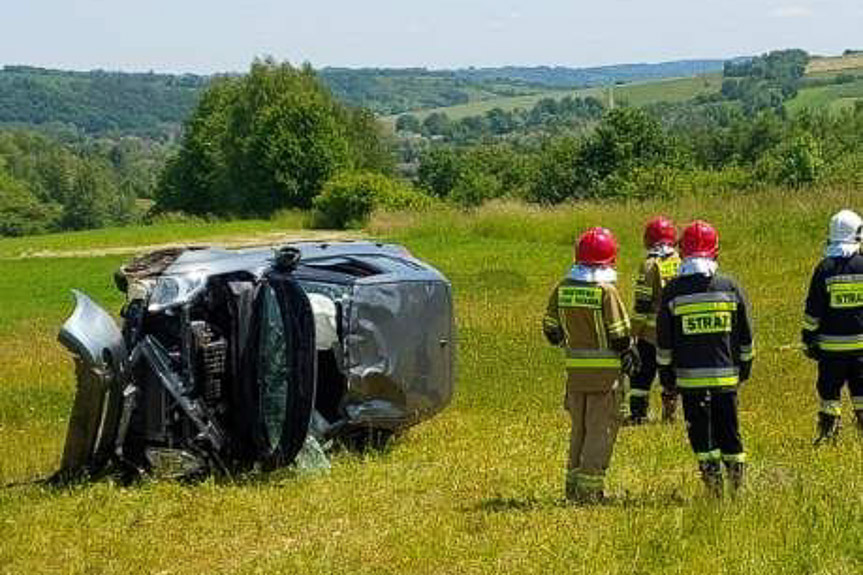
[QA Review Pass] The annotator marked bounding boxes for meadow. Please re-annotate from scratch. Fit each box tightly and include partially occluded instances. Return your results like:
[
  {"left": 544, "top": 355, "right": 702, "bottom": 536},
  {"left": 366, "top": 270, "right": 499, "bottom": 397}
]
[
  {"left": 384, "top": 75, "right": 723, "bottom": 123},
  {"left": 787, "top": 78, "right": 863, "bottom": 114},
  {"left": 1, "top": 188, "right": 862, "bottom": 574}
]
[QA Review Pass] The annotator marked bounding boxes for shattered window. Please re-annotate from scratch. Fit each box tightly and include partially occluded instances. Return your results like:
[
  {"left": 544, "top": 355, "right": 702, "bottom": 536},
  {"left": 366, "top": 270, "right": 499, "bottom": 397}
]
[
  {"left": 258, "top": 285, "right": 288, "bottom": 454},
  {"left": 298, "top": 280, "right": 351, "bottom": 301}
]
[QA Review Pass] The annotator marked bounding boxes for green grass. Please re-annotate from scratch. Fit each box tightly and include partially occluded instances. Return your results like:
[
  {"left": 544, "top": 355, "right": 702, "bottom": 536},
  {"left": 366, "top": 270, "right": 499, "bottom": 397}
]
[
  {"left": 613, "top": 74, "right": 722, "bottom": 107},
  {"left": 2, "top": 188, "right": 863, "bottom": 573},
  {"left": 0, "top": 211, "right": 313, "bottom": 259},
  {"left": 788, "top": 78, "right": 863, "bottom": 113}
]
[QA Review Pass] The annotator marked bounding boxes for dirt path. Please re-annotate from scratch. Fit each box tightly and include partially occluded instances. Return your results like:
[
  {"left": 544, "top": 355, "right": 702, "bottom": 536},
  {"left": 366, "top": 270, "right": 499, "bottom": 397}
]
[{"left": 6, "top": 230, "right": 365, "bottom": 260}]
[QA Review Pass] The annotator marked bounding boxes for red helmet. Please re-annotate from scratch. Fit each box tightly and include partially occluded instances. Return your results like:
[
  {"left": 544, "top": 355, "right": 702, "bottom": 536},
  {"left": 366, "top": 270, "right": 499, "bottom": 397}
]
[
  {"left": 680, "top": 220, "right": 719, "bottom": 259},
  {"left": 575, "top": 227, "right": 618, "bottom": 266},
  {"left": 643, "top": 216, "right": 677, "bottom": 249}
]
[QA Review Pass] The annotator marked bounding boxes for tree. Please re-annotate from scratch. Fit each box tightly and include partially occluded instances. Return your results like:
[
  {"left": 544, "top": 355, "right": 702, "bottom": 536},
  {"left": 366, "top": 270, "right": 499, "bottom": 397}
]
[
  {"left": 417, "top": 146, "right": 461, "bottom": 198},
  {"left": 578, "top": 107, "right": 674, "bottom": 185},
  {"left": 157, "top": 59, "right": 392, "bottom": 216},
  {"left": 0, "top": 169, "right": 61, "bottom": 236},
  {"left": 527, "top": 137, "right": 582, "bottom": 203},
  {"left": 756, "top": 132, "right": 824, "bottom": 187},
  {"left": 421, "top": 112, "right": 452, "bottom": 137},
  {"left": 396, "top": 114, "right": 421, "bottom": 133},
  {"left": 0, "top": 130, "right": 136, "bottom": 234}
]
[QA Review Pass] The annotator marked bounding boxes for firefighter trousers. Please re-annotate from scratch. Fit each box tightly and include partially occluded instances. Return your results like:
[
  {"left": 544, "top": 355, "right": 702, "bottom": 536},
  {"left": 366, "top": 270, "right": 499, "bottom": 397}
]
[
  {"left": 629, "top": 339, "right": 657, "bottom": 418},
  {"left": 565, "top": 382, "right": 620, "bottom": 494},
  {"left": 681, "top": 391, "right": 745, "bottom": 464},
  {"left": 816, "top": 356, "right": 863, "bottom": 416},
  {"left": 630, "top": 339, "right": 658, "bottom": 392}
]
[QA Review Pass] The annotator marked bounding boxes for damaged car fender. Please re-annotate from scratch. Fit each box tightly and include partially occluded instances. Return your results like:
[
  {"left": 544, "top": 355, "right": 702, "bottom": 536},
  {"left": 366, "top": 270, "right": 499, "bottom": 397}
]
[{"left": 55, "top": 290, "right": 128, "bottom": 480}]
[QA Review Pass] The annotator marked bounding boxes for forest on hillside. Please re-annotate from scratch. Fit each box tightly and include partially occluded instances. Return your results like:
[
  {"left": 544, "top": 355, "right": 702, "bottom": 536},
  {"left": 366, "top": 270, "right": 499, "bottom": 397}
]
[{"left": 0, "top": 59, "right": 728, "bottom": 137}]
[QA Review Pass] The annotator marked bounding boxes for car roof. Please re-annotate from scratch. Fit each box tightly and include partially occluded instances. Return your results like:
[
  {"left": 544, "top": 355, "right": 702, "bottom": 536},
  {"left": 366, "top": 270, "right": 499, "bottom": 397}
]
[{"left": 162, "top": 241, "right": 446, "bottom": 284}]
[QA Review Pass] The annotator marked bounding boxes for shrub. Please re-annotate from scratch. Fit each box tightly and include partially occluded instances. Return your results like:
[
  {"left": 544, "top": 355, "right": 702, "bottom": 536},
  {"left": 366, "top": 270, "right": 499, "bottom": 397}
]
[
  {"left": 417, "top": 147, "right": 461, "bottom": 198},
  {"left": 450, "top": 170, "right": 503, "bottom": 208},
  {"left": 312, "top": 172, "right": 432, "bottom": 229},
  {"left": 526, "top": 137, "right": 582, "bottom": 204},
  {"left": 755, "top": 133, "right": 824, "bottom": 187}
]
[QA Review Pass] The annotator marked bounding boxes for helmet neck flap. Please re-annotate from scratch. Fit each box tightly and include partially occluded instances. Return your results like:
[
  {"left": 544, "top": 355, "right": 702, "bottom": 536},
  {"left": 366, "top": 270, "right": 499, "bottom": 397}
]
[
  {"left": 568, "top": 264, "right": 618, "bottom": 284},
  {"left": 680, "top": 257, "right": 718, "bottom": 277}
]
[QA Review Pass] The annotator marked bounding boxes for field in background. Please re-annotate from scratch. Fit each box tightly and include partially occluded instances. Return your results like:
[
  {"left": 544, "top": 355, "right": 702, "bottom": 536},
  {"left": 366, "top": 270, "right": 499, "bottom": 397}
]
[
  {"left": 382, "top": 53, "right": 863, "bottom": 125},
  {"left": 1, "top": 189, "right": 862, "bottom": 574},
  {"left": 789, "top": 53, "right": 863, "bottom": 112},
  {"left": 807, "top": 54, "right": 863, "bottom": 75},
  {"left": 788, "top": 78, "right": 863, "bottom": 113},
  {"left": 384, "top": 75, "right": 723, "bottom": 124}
]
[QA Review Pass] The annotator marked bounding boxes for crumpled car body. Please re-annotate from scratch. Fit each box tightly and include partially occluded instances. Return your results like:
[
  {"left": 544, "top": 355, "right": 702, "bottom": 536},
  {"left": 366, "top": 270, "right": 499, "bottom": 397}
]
[{"left": 55, "top": 241, "right": 455, "bottom": 481}]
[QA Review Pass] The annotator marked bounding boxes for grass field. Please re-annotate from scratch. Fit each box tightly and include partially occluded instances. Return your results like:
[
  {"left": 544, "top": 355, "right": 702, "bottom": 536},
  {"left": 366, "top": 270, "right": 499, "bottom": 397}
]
[
  {"left": 1, "top": 189, "right": 862, "bottom": 574},
  {"left": 788, "top": 78, "right": 863, "bottom": 113},
  {"left": 807, "top": 54, "right": 863, "bottom": 75},
  {"left": 384, "top": 74, "right": 723, "bottom": 123}
]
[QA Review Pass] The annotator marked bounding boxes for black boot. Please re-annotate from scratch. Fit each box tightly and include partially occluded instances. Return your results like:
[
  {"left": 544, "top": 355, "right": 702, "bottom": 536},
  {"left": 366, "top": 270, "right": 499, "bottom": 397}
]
[
  {"left": 628, "top": 395, "right": 649, "bottom": 425},
  {"left": 814, "top": 412, "right": 841, "bottom": 446},
  {"left": 661, "top": 392, "right": 678, "bottom": 423},
  {"left": 698, "top": 461, "right": 723, "bottom": 498},
  {"left": 725, "top": 461, "right": 746, "bottom": 495}
]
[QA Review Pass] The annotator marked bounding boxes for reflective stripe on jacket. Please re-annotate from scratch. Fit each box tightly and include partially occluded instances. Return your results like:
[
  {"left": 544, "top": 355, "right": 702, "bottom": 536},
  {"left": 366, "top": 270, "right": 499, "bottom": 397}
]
[
  {"left": 802, "top": 256, "right": 863, "bottom": 356},
  {"left": 631, "top": 252, "right": 681, "bottom": 344},
  {"left": 656, "top": 273, "right": 754, "bottom": 391},
  {"left": 544, "top": 277, "right": 631, "bottom": 391}
]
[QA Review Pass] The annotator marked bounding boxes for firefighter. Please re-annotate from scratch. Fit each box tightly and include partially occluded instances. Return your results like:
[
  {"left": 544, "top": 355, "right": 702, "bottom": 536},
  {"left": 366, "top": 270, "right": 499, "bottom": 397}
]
[
  {"left": 656, "top": 221, "right": 754, "bottom": 497},
  {"left": 629, "top": 216, "right": 682, "bottom": 424},
  {"left": 543, "top": 227, "right": 640, "bottom": 503},
  {"left": 802, "top": 209, "right": 863, "bottom": 444}
]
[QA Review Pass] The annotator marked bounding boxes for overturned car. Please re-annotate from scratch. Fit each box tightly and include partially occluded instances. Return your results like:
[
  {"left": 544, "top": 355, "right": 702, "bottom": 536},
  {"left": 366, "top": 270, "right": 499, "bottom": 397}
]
[{"left": 55, "top": 241, "right": 454, "bottom": 481}]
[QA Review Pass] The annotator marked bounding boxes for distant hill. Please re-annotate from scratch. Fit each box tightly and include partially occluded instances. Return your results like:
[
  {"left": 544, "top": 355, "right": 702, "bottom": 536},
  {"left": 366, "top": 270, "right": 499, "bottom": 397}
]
[
  {"left": 450, "top": 59, "right": 726, "bottom": 87},
  {"left": 0, "top": 59, "right": 730, "bottom": 137},
  {"left": 0, "top": 66, "right": 207, "bottom": 139}
]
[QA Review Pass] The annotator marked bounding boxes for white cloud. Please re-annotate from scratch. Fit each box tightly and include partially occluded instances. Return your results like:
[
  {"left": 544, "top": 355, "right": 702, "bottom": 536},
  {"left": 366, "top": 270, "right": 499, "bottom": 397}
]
[{"left": 770, "top": 5, "right": 814, "bottom": 18}]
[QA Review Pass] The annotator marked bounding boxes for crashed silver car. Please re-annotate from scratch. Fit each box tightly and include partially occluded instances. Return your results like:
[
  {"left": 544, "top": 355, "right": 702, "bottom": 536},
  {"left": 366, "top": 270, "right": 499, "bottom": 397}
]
[{"left": 55, "top": 241, "right": 454, "bottom": 482}]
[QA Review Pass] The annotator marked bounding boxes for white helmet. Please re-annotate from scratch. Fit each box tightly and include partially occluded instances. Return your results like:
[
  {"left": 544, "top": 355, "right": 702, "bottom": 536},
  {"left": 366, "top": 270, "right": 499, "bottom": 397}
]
[{"left": 829, "top": 210, "right": 863, "bottom": 245}]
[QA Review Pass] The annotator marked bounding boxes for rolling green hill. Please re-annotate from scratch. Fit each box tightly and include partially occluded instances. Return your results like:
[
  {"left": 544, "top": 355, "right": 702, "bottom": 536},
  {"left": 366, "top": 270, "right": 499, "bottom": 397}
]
[
  {"left": 788, "top": 78, "right": 863, "bottom": 113},
  {"left": 0, "top": 66, "right": 206, "bottom": 138},
  {"left": 0, "top": 60, "right": 728, "bottom": 136},
  {"left": 387, "top": 74, "right": 724, "bottom": 124},
  {"left": 787, "top": 54, "right": 863, "bottom": 113}
]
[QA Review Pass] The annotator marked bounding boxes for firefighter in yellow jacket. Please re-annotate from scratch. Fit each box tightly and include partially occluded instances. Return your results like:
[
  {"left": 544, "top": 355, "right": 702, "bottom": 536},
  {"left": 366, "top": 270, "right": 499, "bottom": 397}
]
[
  {"left": 543, "top": 227, "right": 640, "bottom": 502},
  {"left": 629, "top": 216, "right": 682, "bottom": 423}
]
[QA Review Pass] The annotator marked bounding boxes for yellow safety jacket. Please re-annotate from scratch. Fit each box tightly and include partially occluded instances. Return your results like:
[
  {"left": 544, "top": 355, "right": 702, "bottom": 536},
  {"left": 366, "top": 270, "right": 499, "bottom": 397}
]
[
  {"left": 631, "top": 251, "right": 681, "bottom": 345},
  {"left": 544, "top": 275, "right": 631, "bottom": 392}
]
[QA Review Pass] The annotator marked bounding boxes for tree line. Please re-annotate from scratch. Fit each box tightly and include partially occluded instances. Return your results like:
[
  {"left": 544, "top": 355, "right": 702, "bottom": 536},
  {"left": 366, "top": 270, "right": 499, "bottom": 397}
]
[
  {"left": 396, "top": 95, "right": 605, "bottom": 143},
  {"left": 0, "top": 131, "right": 169, "bottom": 236}
]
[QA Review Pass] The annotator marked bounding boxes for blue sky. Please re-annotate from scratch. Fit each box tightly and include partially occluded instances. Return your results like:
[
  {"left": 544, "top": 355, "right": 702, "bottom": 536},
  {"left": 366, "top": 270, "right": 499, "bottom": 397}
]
[{"left": 4, "top": 0, "right": 862, "bottom": 72}]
